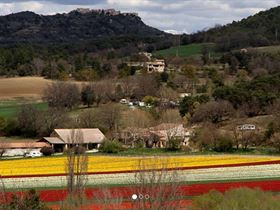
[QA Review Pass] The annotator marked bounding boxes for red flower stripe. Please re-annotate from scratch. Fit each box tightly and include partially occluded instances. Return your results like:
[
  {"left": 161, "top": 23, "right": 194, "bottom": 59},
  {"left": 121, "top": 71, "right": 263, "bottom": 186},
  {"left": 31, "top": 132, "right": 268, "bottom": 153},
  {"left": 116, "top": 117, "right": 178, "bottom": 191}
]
[{"left": 2, "top": 179, "right": 280, "bottom": 203}]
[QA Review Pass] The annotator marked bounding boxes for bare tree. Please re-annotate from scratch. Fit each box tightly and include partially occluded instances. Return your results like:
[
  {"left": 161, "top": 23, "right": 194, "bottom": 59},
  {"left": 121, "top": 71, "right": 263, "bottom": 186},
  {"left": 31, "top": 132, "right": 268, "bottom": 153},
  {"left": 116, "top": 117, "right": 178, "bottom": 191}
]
[
  {"left": 0, "top": 141, "right": 8, "bottom": 158},
  {"left": 78, "top": 109, "right": 97, "bottom": 128},
  {"left": 270, "top": 132, "right": 280, "bottom": 152},
  {"left": 96, "top": 103, "right": 122, "bottom": 132},
  {"left": 65, "top": 130, "right": 88, "bottom": 208},
  {"left": 92, "top": 81, "right": 108, "bottom": 106},
  {"left": 135, "top": 74, "right": 159, "bottom": 99},
  {"left": 133, "top": 157, "right": 182, "bottom": 210},
  {"left": 92, "top": 186, "right": 124, "bottom": 210},
  {"left": 121, "top": 109, "right": 154, "bottom": 129},
  {"left": 37, "top": 108, "right": 71, "bottom": 137},
  {"left": 160, "top": 109, "right": 182, "bottom": 124},
  {"left": 43, "top": 82, "right": 80, "bottom": 109},
  {"left": 237, "top": 130, "right": 257, "bottom": 150},
  {"left": 191, "top": 123, "right": 220, "bottom": 151},
  {"left": 157, "top": 86, "right": 178, "bottom": 102},
  {"left": 120, "top": 76, "right": 136, "bottom": 98}
]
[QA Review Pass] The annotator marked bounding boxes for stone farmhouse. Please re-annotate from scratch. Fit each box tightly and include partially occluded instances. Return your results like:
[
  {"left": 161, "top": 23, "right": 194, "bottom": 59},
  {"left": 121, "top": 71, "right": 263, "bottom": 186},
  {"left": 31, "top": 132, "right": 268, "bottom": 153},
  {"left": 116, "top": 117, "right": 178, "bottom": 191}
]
[
  {"left": 146, "top": 59, "right": 165, "bottom": 73},
  {"left": 114, "top": 123, "right": 191, "bottom": 148}
]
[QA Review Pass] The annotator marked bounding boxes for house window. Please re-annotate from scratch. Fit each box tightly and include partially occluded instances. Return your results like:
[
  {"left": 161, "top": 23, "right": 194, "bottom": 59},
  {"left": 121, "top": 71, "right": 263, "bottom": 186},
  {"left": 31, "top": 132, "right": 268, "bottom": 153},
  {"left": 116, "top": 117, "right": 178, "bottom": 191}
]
[{"left": 88, "top": 143, "right": 98, "bottom": 149}]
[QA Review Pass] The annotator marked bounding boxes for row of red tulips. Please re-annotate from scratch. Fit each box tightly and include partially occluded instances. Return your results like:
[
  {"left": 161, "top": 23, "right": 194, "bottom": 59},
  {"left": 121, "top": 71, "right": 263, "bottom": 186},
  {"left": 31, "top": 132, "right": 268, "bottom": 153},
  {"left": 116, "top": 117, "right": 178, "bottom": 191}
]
[{"left": 2, "top": 179, "right": 280, "bottom": 203}]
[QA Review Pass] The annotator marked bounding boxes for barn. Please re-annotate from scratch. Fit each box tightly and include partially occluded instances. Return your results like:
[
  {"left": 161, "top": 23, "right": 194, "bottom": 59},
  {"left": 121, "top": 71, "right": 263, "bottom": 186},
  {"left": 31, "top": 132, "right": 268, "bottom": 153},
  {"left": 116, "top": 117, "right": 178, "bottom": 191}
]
[{"left": 39, "top": 128, "right": 105, "bottom": 152}]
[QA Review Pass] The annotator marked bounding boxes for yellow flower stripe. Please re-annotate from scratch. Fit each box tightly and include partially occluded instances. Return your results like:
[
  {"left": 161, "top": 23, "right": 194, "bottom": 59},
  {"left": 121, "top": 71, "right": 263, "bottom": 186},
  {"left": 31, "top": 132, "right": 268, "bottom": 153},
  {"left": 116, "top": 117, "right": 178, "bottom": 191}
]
[{"left": 1, "top": 155, "right": 280, "bottom": 177}]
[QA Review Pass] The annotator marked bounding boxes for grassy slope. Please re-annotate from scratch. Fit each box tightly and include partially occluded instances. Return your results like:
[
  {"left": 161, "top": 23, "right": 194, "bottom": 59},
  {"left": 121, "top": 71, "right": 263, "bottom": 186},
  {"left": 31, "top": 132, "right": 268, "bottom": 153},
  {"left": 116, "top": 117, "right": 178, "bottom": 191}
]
[
  {"left": 0, "top": 100, "right": 48, "bottom": 119},
  {"left": 248, "top": 45, "right": 280, "bottom": 54},
  {"left": 153, "top": 43, "right": 216, "bottom": 57}
]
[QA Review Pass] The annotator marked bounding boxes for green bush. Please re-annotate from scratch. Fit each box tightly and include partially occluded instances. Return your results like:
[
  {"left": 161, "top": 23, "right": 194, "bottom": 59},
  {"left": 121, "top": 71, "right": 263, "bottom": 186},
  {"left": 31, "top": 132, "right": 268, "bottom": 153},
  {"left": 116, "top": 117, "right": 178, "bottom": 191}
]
[
  {"left": 100, "top": 140, "right": 122, "bottom": 154},
  {"left": 167, "top": 137, "right": 182, "bottom": 151},
  {"left": 135, "top": 139, "right": 145, "bottom": 149},
  {"left": 214, "top": 136, "right": 233, "bottom": 152},
  {"left": 193, "top": 188, "right": 280, "bottom": 210}
]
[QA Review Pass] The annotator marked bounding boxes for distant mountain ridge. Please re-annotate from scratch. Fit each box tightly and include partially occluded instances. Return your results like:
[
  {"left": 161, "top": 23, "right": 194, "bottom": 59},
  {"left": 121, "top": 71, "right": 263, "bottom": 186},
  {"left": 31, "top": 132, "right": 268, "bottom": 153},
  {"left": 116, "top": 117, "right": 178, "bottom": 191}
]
[
  {"left": 188, "top": 6, "right": 280, "bottom": 50},
  {"left": 0, "top": 8, "right": 166, "bottom": 44}
]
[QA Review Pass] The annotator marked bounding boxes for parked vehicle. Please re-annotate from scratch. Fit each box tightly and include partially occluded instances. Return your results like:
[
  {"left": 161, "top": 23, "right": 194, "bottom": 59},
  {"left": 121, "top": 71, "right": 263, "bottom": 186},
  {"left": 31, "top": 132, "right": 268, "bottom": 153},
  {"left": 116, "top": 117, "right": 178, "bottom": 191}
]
[
  {"left": 120, "top": 99, "right": 128, "bottom": 104},
  {"left": 25, "top": 151, "right": 42, "bottom": 158},
  {"left": 139, "top": 102, "right": 145, "bottom": 107}
]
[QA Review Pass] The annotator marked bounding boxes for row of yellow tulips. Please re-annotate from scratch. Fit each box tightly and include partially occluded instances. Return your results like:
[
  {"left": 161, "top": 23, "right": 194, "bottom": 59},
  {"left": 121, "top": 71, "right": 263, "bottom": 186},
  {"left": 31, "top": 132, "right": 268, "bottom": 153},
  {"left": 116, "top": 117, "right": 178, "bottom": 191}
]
[{"left": 1, "top": 155, "right": 280, "bottom": 177}]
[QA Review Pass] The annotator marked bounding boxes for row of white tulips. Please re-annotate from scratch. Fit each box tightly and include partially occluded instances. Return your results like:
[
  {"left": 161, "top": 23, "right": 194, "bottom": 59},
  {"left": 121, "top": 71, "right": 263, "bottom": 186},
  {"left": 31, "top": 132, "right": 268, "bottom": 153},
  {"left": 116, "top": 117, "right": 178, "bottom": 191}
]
[{"left": 2, "top": 164, "right": 280, "bottom": 189}]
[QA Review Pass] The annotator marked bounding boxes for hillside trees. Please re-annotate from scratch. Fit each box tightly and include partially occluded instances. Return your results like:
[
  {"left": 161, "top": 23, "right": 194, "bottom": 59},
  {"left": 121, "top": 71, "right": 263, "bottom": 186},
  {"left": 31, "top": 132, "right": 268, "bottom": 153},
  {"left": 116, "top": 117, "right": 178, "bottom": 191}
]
[
  {"left": 191, "top": 100, "right": 235, "bottom": 124},
  {"left": 134, "top": 74, "right": 159, "bottom": 99},
  {"left": 15, "top": 105, "right": 70, "bottom": 137},
  {"left": 81, "top": 84, "right": 95, "bottom": 107},
  {"left": 213, "top": 74, "right": 280, "bottom": 116},
  {"left": 179, "top": 95, "right": 210, "bottom": 117},
  {"left": 17, "top": 105, "right": 39, "bottom": 137}
]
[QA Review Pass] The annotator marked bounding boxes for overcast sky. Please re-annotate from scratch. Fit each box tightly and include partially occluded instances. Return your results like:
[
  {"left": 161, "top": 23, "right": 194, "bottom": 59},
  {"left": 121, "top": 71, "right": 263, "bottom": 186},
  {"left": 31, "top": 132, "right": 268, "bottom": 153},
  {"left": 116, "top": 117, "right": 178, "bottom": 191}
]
[{"left": 0, "top": 0, "right": 279, "bottom": 34}]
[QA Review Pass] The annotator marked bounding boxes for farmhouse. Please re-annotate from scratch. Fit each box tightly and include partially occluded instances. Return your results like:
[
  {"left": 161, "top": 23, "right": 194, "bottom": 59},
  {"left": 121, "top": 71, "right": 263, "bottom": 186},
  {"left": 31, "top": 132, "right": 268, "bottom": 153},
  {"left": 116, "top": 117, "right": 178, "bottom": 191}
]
[
  {"left": 39, "top": 129, "right": 105, "bottom": 152},
  {"left": 115, "top": 123, "right": 191, "bottom": 148},
  {"left": 146, "top": 59, "right": 165, "bottom": 73},
  {"left": 0, "top": 142, "right": 50, "bottom": 157},
  {"left": 237, "top": 124, "right": 256, "bottom": 131}
]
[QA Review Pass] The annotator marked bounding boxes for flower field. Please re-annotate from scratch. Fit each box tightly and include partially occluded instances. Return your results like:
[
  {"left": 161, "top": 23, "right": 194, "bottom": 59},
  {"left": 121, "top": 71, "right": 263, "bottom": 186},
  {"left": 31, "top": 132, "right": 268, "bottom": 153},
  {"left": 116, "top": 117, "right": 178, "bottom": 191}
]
[
  {"left": 1, "top": 155, "right": 280, "bottom": 209},
  {"left": 1, "top": 155, "right": 280, "bottom": 177}
]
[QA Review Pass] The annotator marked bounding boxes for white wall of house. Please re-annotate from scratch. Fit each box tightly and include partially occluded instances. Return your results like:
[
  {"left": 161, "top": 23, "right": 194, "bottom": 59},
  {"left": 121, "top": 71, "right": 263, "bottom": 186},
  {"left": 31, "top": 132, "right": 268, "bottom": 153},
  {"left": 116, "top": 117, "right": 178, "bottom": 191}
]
[
  {"left": 3, "top": 148, "right": 41, "bottom": 157},
  {"left": 146, "top": 60, "right": 165, "bottom": 73}
]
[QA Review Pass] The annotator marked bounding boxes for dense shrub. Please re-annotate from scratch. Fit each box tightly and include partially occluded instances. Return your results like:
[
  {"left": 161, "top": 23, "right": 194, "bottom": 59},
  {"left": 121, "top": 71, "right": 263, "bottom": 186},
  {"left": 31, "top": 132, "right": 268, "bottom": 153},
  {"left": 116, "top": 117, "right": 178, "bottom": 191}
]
[
  {"left": 5, "top": 189, "right": 49, "bottom": 210},
  {"left": 214, "top": 136, "right": 233, "bottom": 152},
  {"left": 167, "top": 137, "right": 182, "bottom": 151},
  {"left": 40, "top": 147, "right": 54, "bottom": 156},
  {"left": 191, "top": 100, "right": 234, "bottom": 124},
  {"left": 191, "top": 125, "right": 233, "bottom": 152},
  {"left": 193, "top": 188, "right": 280, "bottom": 210},
  {"left": 100, "top": 140, "right": 122, "bottom": 154},
  {"left": 179, "top": 95, "right": 210, "bottom": 117}
]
